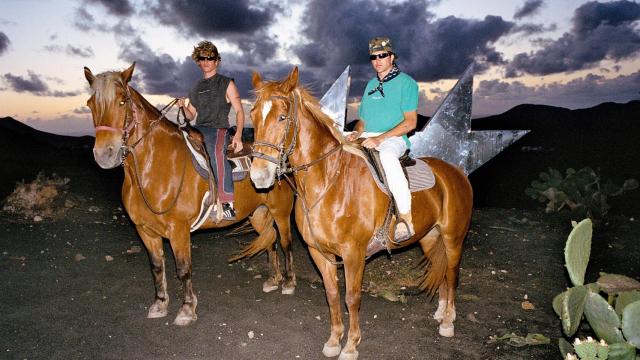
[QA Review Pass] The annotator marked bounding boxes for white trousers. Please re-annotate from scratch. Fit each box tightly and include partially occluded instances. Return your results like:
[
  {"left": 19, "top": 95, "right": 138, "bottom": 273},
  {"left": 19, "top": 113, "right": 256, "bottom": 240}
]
[{"left": 362, "top": 132, "right": 411, "bottom": 214}]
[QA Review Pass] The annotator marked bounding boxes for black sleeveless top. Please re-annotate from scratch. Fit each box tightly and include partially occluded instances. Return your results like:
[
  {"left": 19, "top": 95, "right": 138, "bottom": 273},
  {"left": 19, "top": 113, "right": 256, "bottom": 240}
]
[{"left": 188, "top": 74, "right": 232, "bottom": 128}]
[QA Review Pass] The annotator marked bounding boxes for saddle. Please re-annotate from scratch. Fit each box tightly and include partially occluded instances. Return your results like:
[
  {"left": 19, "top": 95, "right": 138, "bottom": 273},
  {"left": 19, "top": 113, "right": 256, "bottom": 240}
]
[
  {"left": 180, "top": 124, "right": 253, "bottom": 230},
  {"left": 344, "top": 139, "right": 435, "bottom": 257}
]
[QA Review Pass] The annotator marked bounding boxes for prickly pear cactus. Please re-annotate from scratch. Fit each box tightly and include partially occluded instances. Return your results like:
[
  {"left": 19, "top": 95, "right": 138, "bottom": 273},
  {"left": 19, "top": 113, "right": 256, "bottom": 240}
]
[
  {"left": 565, "top": 219, "right": 593, "bottom": 286},
  {"left": 584, "top": 291, "right": 626, "bottom": 344},
  {"left": 621, "top": 300, "right": 640, "bottom": 348}
]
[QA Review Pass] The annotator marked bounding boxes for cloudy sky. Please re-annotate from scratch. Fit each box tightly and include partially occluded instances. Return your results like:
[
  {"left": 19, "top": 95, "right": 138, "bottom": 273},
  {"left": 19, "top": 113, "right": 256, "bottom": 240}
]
[{"left": 1, "top": 0, "right": 639, "bottom": 135}]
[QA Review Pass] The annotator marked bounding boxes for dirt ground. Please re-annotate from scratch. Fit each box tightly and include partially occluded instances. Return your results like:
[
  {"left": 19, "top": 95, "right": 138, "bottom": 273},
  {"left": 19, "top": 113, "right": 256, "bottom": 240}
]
[{"left": 1, "top": 169, "right": 639, "bottom": 360}]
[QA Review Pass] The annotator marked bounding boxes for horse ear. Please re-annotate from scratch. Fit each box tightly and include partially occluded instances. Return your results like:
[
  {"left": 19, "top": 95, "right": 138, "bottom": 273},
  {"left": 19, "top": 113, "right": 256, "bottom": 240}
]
[
  {"left": 283, "top": 66, "right": 299, "bottom": 92},
  {"left": 121, "top": 62, "right": 136, "bottom": 84},
  {"left": 252, "top": 71, "right": 263, "bottom": 89},
  {"left": 84, "top": 66, "right": 95, "bottom": 86}
]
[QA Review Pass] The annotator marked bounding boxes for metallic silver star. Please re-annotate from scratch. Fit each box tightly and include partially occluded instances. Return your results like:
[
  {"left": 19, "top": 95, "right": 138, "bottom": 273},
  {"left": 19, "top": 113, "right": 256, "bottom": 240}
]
[
  {"left": 409, "top": 63, "right": 529, "bottom": 174},
  {"left": 320, "top": 63, "right": 529, "bottom": 175}
]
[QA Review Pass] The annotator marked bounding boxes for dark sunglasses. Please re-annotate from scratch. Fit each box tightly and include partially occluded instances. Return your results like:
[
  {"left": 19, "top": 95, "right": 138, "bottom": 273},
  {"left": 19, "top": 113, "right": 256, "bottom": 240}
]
[
  {"left": 198, "top": 56, "right": 217, "bottom": 61},
  {"left": 369, "top": 52, "right": 391, "bottom": 60}
]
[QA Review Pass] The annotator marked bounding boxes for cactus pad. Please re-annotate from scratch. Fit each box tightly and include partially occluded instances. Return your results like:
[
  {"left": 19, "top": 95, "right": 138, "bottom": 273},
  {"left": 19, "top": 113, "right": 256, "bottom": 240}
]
[
  {"left": 565, "top": 219, "right": 593, "bottom": 286},
  {"left": 562, "top": 285, "right": 588, "bottom": 337},
  {"left": 584, "top": 291, "right": 625, "bottom": 344},
  {"left": 607, "top": 342, "right": 636, "bottom": 360},
  {"left": 615, "top": 291, "right": 640, "bottom": 317},
  {"left": 597, "top": 274, "right": 640, "bottom": 295},
  {"left": 621, "top": 300, "right": 640, "bottom": 348}
]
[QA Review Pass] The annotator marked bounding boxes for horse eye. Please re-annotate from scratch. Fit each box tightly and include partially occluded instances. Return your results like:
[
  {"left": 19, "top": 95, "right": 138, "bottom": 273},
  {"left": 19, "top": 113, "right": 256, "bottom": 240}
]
[
  {"left": 119, "top": 101, "right": 126, "bottom": 106},
  {"left": 278, "top": 114, "right": 287, "bottom": 122}
]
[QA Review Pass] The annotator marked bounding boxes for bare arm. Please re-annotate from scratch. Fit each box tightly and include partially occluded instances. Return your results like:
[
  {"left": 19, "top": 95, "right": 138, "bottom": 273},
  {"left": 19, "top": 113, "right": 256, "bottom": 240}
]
[
  {"left": 177, "top": 98, "right": 197, "bottom": 122},
  {"left": 345, "top": 120, "right": 365, "bottom": 141},
  {"left": 226, "top": 81, "right": 244, "bottom": 152}
]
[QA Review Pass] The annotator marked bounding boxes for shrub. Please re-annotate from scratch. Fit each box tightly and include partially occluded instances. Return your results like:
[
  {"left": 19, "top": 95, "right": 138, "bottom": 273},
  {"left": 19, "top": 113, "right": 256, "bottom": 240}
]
[{"left": 525, "top": 167, "right": 638, "bottom": 222}]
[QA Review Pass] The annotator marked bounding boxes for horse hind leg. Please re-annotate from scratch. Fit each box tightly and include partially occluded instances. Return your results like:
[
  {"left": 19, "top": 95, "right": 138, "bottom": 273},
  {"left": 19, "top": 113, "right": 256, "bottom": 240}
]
[
  {"left": 438, "top": 230, "right": 466, "bottom": 338},
  {"left": 136, "top": 225, "right": 169, "bottom": 319},
  {"left": 168, "top": 223, "right": 198, "bottom": 326},
  {"left": 272, "top": 208, "right": 296, "bottom": 295},
  {"left": 417, "top": 227, "right": 455, "bottom": 336},
  {"left": 249, "top": 206, "right": 283, "bottom": 293}
]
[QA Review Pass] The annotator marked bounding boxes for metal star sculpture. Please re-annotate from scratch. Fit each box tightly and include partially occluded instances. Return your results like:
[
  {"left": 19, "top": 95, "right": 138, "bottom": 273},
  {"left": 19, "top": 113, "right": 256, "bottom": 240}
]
[
  {"left": 320, "top": 65, "right": 350, "bottom": 132},
  {"left": 320, "top": 63, "right": 530, "bottom": 175}
]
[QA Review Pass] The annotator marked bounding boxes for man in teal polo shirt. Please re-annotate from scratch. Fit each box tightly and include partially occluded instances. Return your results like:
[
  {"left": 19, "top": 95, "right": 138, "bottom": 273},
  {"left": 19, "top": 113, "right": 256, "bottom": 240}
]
[{"left": 347, "top": 36, "right": 419, "bottom": 242}]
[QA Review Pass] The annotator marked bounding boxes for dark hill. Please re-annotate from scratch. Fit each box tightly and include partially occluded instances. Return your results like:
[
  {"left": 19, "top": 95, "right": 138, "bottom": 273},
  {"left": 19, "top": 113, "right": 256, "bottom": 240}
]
[
  {"left": 0, "top": 117, "right": 121, "bottom": 200},
  {"left": 470, "top": 100, "right": 640, "bottom": 213}
]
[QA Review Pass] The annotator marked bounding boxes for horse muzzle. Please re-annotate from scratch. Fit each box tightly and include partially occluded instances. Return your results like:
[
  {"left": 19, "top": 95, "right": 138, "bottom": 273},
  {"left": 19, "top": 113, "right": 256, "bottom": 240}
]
[
  {"left": 250, "top": 161, "right": 277, "bottom": 189},
  {"left": 93, "top": 143, "right": 124, "bottom": 169}
]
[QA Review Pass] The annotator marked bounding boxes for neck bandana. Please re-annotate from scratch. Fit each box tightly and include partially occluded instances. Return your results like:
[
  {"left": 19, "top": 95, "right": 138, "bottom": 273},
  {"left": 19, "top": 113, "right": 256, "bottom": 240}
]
[{"left": 368, "top": 63, "right": 401, "bottom": 97}]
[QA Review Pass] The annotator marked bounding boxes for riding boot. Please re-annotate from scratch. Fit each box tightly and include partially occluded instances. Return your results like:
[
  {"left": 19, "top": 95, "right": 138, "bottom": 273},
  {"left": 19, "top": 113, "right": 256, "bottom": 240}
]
[{"left": 394, "top": 212, "right": 415, "bottom": 242}]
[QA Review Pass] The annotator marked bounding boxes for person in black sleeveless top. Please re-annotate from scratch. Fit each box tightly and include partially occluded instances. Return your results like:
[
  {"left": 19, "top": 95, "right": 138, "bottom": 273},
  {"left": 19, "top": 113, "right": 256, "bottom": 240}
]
[{"left": 177, "top": 40, "right": 244, "bottom": 219}]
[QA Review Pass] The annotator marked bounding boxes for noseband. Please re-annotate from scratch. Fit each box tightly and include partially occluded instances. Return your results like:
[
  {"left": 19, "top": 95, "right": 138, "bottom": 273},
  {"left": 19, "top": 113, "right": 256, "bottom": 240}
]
[
  {"left": 251, "top": 93, "right": 300, "bottom": 177},
  {"left": 93, "top": 84, "right": 179, "bottom": 164}
]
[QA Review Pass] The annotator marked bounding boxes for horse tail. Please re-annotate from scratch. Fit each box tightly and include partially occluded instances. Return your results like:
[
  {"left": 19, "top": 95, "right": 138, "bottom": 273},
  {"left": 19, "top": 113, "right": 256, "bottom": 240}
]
[
  {"left": 417, "top": 228, "right": 448, "bottom": 297},
  {"left": 228, "top": 205, "right": 277, "bottom": 262}
]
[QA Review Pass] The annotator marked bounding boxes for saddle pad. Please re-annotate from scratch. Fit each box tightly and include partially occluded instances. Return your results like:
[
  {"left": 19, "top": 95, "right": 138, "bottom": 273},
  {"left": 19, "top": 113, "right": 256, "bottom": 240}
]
[
  {"left": 406, "top": 159, "right": 435, "bottom": 192},
  {"left": 343, "top": 145, "right": 435, "bottom": 194},
  {"left": 182, "top": 130, "right": 248, "bottom": 182}
]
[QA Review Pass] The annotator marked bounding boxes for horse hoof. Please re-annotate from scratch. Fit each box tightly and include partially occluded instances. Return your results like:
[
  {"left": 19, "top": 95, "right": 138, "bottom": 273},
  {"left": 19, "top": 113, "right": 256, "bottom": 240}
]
[
  {"left": 173, "top": 313, "right": 197, "bottom": 326},
  {"left": 147, "top": 301, "right": 168, "bottom": 318},
  {"left": 263, "top": 278, "right": 280, "bottom": 293},
  {"left": 322, "top": 342, "right": 341, "bottom": 358},
  {"left": 173, "top": 305, "right": 197, "bottom": 326},
  {"left": 281, "top": 286, "right": 295, "bottom": 295},
  {"left": 263, "top": 283, "right": 279, "bottom": 293},
  {"left": 338, "top": 350, "right": 359, "bottom": 360},
  {"left": 439, "top": 324, "right": 455, "bottom": 337}
]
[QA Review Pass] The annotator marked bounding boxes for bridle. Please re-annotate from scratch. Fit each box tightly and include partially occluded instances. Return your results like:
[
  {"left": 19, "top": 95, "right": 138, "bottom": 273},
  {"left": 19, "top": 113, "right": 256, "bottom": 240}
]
[
  {"left": 93, "top": 83, "right": 188, "bottom": 215},
  {"left": 251, "top": 90, "right": 344, "bottom": 265}
]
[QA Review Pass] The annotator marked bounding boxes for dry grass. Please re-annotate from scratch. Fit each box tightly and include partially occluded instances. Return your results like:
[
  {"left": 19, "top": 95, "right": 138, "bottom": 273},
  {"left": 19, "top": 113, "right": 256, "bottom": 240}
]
[{"left": 2, "top": 171, "right": 71, "bottom": 221}]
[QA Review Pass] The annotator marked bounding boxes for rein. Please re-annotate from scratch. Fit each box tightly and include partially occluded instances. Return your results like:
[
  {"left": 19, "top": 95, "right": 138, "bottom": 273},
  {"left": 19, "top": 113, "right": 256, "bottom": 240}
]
[
  {"left": 95, "top": 84, "right": 189, "bottom": 215},
  {"left": 253, "top": 91, "right": 345, "bottom": 265}
]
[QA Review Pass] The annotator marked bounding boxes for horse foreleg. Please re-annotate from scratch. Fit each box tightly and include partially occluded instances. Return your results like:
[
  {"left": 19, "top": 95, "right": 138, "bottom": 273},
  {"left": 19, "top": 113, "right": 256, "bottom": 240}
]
[
  {"left": 339, "top": 251, "right": 365, "bottom": 360},
  {"left": 308, "top": 247, "right": 343, "bottom": 358},
  {"left": 273, "top": 212, "right": 296, "bottom": 295},
  {"left": 168, "top": 223, "right": 197, "bottom": 326},
  {"left": 136, "top": 225, "right": 169, "bottom": 319}
]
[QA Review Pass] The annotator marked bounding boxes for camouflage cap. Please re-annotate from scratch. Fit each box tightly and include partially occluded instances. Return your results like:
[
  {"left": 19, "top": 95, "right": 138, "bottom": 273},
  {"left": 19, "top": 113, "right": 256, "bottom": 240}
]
[{"left": 368, "top": 37, "right": 397, "bottom": 58}]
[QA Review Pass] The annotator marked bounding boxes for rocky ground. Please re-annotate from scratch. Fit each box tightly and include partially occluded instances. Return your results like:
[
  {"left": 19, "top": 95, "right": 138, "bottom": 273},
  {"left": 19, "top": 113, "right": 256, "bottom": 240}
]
[{"left": 2, "top": 168, "right": 639, "bottom": 359}]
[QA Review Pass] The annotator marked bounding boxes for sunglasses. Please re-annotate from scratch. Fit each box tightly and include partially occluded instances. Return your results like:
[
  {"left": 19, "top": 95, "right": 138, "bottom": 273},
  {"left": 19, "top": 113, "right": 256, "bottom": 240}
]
[
  {"left": 369, "top": 52, "right": 391, "bottom": 60},
  {"left": 198, "top": 56, "right": 217, "bottom": 61}
]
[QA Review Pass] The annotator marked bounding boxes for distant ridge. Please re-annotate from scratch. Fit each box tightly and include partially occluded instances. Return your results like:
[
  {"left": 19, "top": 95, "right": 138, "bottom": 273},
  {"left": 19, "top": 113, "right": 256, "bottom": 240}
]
[{"left": 0, "top": 117, "right": 93, "bottom": 150}]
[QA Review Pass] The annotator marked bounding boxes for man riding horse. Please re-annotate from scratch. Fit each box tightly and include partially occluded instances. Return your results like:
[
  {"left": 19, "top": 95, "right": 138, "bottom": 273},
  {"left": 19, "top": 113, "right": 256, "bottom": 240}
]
[
  {"left": 178, "top": 40, "right": 244, "bottom": 220},
  {"left": 346, "top": 36, "right": 419, "bottom": 242}
]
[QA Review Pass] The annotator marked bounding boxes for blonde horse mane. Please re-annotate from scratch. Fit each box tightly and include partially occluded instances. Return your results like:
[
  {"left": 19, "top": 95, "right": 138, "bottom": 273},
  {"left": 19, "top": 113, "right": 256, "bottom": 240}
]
[
  {"left": 89, "top": 71, "right": 125, "bottom": 113},
  {"left": 254, "top": 79, "right": 346, "bottom": 144}
]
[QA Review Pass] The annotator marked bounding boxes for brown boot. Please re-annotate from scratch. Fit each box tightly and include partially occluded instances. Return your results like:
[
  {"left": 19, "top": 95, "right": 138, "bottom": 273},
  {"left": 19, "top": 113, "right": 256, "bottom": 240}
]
[{"left": 394, "top": 212, "right": 415, "bottom": 242}]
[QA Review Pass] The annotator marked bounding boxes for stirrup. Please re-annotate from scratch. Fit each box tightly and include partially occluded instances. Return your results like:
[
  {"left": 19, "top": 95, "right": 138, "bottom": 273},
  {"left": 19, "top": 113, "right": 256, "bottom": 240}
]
[{"left": 394, "top": 218, "right": 414, "bottom": 242}]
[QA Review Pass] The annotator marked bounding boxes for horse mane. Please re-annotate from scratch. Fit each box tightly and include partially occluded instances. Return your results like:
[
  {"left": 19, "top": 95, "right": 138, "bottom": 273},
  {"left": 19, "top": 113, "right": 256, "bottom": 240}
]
[
  {"left": 254, "top": 79, "right": 345, "bottom": 144},
  {"left": 89, "top": 71, "right": 122, "bottom": 113},
  {"left": 90, "top": 70, "right": 173, "bottom": 130}
]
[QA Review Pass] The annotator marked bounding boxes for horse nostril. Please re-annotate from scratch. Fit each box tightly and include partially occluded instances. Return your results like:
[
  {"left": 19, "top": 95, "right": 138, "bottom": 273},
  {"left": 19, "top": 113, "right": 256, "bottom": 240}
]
[{"left": 108, "top": 146, "right": 114, "bottom": 157}]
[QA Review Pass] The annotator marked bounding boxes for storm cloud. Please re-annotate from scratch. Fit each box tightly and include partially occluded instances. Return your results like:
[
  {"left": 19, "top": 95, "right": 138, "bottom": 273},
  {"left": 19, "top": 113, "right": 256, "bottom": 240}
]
[
  {"left": 43, "top": 44, "right": 94, "bottom": 58},
  {"left": 294, "top": 0, "right": 514, "bottom": 96},
  {"left": 85, "top": 0, "right": 135, "bottom": 17},
  {"left": 506, "top": 0, "right": 640, "bottom": 77},
  {"left": 0, "top": 31, "right": 10, "bottom": 56},
  {"left": 3, "top": 71, "right": 80, "bottom": 97},
  {"left": 514, "top": 0, "right": 544, "bottom": 19}
]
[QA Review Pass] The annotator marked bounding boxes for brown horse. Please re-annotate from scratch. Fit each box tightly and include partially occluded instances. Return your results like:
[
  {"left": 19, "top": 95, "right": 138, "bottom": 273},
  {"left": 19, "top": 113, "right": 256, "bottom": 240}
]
[
  {"left": 250, "top": 68, "right": 473, "bottom": 359},
  {"left": 83, "top": 63, "right": 296, "bottom": 326}
]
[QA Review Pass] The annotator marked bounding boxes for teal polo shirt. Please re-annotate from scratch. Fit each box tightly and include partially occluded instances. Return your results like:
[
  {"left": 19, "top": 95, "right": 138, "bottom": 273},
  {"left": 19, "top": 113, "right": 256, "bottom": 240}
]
[{"left": 358, "top": 72, "right": 419, "bottom": 147}]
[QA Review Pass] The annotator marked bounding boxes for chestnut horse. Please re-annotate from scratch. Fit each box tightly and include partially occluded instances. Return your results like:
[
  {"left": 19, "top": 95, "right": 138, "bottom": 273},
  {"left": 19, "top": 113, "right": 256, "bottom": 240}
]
[
  {"left": 84, "top": 63, "right": 295, "bottom": 326},
  {"left": 250, "top": 68, "right": 473, "bottom": 359}
]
